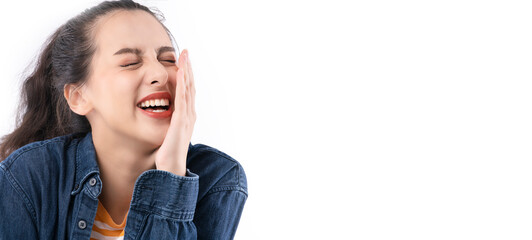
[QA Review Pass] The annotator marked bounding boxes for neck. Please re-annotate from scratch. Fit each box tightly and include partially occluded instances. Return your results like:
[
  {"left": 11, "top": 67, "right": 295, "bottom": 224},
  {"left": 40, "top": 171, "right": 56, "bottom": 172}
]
[{"left": 92, "top": 129, "right": 158, "bottom": 223}]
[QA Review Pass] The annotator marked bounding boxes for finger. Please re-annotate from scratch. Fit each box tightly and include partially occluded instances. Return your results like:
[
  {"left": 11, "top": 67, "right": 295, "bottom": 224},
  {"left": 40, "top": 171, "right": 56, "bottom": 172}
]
[
  {"left": 175, "top": 67, "right": 186, "bottom": 114},
  {"left": 184, "top": 53, "right": 191, "bottom": 118},
  {"left": 174, "top": 50, "right": 187, "bottom": 112},
  {"left": 182, "top": 49, "right": 189, "bottom": 90},
  {"left": 183, "top": 50, "right": 192, "bottom": 118},
  {"left": 176, "top": 48, "right": 186, "bottom": 72},
  {"left": 187, "top": 53, "right": 196, "bottom": 121},
  {"left": 182, "top": 50, "right": 192, "bottom": 120}
]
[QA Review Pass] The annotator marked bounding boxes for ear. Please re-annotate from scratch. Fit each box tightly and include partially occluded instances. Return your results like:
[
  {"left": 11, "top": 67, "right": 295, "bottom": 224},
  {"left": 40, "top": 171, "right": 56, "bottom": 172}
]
[{"left": 63, "top": 83, "right": 92, "bottom": 116}]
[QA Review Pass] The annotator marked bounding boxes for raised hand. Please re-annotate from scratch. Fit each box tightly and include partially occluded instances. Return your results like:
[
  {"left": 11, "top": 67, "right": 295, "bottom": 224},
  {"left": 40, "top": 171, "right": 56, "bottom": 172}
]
[{"left": 155, "top": 49, "right": 196, "bottom": 176}]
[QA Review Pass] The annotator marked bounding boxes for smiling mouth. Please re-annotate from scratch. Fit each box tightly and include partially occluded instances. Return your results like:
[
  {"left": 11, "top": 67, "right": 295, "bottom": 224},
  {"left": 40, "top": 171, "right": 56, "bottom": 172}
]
[{"left": 137, "top": 98, "right": 171, "bottom": 112}]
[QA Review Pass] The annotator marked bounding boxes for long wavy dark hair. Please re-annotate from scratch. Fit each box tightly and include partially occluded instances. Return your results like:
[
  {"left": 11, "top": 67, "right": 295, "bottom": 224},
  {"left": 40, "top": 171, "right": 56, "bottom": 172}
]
[{"left": 0, "top": 0, "right": 174, "bottom": 160}]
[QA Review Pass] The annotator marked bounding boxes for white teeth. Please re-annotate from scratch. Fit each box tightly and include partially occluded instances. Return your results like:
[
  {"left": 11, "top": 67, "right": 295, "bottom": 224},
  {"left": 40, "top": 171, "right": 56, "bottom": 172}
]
[{"left": 138, "top": 98, "right": 170, "bottom": 108}]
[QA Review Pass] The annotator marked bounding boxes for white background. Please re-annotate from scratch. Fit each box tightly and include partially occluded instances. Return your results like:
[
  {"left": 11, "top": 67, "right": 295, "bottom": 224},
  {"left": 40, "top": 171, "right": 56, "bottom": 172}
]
[{"left": 1, "top": 0, "right": 531, "bottom": 239}]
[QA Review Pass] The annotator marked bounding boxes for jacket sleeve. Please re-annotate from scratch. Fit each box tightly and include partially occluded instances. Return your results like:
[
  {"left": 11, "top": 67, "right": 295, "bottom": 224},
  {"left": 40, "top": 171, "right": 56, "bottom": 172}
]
[
  {"left": 193, "top": 163, "right": 248, "bottom": 240},
  {"left": 124, "top": 159, "right": 248, "bottom": 240},
  {"left": 0, "top": 165, "right": 39, "bottom": 239},
  {"left": 193, "top": 188, "right": 248, "bottom": 239},
  {"left": 124, "top": 169, "right": 200, "bottom": 240}
]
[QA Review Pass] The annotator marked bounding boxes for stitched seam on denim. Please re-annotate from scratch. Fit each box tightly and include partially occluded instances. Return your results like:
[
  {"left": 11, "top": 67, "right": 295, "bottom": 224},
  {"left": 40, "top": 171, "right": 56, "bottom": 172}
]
[
  {"left": 72, "top": 137, "right": 79, "bottom": 194},
  {"left": 1, "top": 166, "right": 38, "bottom": 229},
  {"left": 131, "top": 171, "right": 198, "bottom": 221},
  {"left": 71, "top": 171, "right": 99, "bottom": 196},
  {"left": 71, "top": 190, "right": 83, "bottom": 237},
  {"left": 205, "top": 186, "right": 248, "bottom": 197},
  {"left": 1, "top": 138, "right": 64, "bottom": 169},
  {"left": 206, "top": 163, "right": 249, "bottom": 198},
  {"left": 75, "top": 137, "right": 83, "bottom": 191},
  {"left": 72, "top": 138, "right": 100, "bottom": 196},
  {"left": 194, "top": 145, "right": 241, "bottom": 166},
  {"left": 130, "top": 206, "right": 195, "bottom": 221},
  {"left": 196, "top": 189, "right": 248, "bottom": 210},
  {"left": 84, "top": 181, "right": 98, "bottom": 199},
  {"left": 139, "top": 169, "right": 199, "bottom": 182},
  {"left": 193, "top": 145, "right": 248, "bottom": 193},
  {"left": 207, "top": 160, "right": 237, "bottom": 187},
  {"left": 236, "top": 161, "right": 242, "bottom": 192},
  {"left": 133, "top": 170, "right": 198, "bottom": 208},
  {"left": 132, "top": 213, "right": 149, "bottom": 240}
]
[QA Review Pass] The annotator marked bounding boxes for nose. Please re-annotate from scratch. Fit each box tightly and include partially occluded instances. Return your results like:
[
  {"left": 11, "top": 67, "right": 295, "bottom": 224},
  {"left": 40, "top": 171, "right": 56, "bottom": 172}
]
[{"left": 145, "top": 59, "right": 169, "bottom": 87}]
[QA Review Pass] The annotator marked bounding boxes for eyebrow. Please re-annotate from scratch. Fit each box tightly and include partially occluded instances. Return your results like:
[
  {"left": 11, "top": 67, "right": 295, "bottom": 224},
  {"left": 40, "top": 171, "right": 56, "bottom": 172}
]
[
  {"left": 113, "top": 46, "right": 175, "bottom": 56},
  {"left": 157, "top": 46, "right": 175, "bottom": 55}
]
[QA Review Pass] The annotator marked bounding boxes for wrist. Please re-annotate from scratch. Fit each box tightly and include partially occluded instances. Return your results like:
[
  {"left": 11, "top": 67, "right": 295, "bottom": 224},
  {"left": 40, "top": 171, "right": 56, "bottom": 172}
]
[{"left": 155, "top": 162, "right": 187, "bottom": 176}]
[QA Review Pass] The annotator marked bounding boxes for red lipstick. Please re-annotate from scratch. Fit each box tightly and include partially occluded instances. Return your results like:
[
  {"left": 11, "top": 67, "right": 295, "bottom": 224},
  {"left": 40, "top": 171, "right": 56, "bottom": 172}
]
[{"left": 137, "top": 92, "right": 173, "bottom": 119}]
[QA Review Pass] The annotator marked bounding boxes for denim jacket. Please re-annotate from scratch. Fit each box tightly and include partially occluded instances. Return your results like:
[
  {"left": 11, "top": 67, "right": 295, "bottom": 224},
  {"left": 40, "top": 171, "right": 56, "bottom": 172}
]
[{"left": 0, "top": 132, "right": 247, "bottom": 239}]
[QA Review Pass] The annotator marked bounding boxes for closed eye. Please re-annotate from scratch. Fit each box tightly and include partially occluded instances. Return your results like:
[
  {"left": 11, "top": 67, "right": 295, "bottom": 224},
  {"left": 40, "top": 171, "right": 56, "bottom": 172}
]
[{"left": 120, "top": 62, "right": 140, "bottom": 67}]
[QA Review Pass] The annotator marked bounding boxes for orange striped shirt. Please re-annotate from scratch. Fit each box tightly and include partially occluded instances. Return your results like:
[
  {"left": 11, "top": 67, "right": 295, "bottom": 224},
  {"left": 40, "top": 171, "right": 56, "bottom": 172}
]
[{"left": 90, "top": 201, "right": 128, "bottom": 240}]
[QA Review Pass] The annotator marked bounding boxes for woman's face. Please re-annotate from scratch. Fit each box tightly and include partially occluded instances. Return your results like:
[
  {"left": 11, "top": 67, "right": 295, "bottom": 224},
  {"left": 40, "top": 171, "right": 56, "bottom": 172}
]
[{"left": 83, "top": 10, "right": 177, "bottom": 148}]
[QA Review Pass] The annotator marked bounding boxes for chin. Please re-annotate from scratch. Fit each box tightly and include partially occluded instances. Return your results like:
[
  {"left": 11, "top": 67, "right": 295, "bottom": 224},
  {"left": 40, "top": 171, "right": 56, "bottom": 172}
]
[{"left": 140, "top": 126, "right": 169, "bottom": 148}]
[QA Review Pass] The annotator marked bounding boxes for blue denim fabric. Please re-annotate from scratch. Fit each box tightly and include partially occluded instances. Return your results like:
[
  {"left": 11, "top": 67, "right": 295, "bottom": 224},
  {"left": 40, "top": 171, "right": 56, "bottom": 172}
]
[{"left": 0, "top": 132, "right": 247, "bottom": 239}]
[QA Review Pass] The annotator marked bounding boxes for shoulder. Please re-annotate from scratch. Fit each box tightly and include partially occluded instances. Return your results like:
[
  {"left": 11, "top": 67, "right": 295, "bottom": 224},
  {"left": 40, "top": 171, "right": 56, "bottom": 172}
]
[
  {"left": 0, "top": 133, "right": 85, "bottom": 222},
  {"left": 187, "top": 143, "right": 248, "bottom": 199},
  {"left": 0, "top": 133, "right": 82, "bottom": 172},
  {"left": 0, "top": 133, "right": 85, "bottom": 202}
]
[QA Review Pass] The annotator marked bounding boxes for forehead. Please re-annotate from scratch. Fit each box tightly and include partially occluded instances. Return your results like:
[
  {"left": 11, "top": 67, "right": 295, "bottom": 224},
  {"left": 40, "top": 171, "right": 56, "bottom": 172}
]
[{"left": 92, "top": 10, "right": 172, "bottom": 53}]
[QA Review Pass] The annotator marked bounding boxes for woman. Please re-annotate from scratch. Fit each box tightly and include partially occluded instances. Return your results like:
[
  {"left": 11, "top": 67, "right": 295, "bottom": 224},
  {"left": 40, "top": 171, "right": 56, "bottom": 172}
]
[{"left": 0, "top": 0, "right": 247, "bottom": 239}]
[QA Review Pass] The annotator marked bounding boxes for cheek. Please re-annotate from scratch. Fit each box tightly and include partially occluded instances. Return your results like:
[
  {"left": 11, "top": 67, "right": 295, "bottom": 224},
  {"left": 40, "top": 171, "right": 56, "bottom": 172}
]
[
  {"left": 167, "top": 68, "right": 177, "bottom": 89},
  {"left": 116, "top": 76, "right": 141, "bottom": 92},
  {"left": 95, "top": 73, "right": 142, "bottom": 109}
]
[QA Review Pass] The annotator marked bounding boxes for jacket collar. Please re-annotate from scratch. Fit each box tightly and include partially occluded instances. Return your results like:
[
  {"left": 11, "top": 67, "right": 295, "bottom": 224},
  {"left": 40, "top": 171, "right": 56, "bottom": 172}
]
[
  {"left": 69, "top": 132, "right": 194, "bottom": 195},
  {"left": 71, "top": 132, "right": 100, "bottom": 195}
]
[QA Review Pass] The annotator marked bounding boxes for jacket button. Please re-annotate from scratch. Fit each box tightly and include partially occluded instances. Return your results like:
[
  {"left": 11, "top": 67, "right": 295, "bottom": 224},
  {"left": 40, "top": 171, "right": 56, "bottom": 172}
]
[
  {"left": 78, "top": 220, "right": 87, "bottom": 229},
  {"left": 89, "top": 178, "right": 97, "bottom": 186}
]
